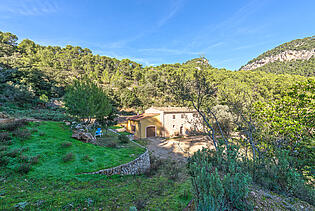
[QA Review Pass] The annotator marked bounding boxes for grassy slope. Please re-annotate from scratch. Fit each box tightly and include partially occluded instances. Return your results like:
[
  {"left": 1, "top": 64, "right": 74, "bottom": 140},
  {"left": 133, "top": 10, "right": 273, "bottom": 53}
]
[
  {"left": 5, "top": 121, "right": 145, "bottom": 179},
  {"left": 0, "top": 121, "right": 192, "bottom": 210}
]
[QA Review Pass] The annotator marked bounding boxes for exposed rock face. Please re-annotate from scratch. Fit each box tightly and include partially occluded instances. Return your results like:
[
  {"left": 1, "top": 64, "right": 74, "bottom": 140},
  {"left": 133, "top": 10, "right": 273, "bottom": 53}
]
[
  {"left": 72, "top": 131, "right": 96, "bottom": 144},
  {"left": 242, "top": 49, "right": 315, "bottom": 71}
]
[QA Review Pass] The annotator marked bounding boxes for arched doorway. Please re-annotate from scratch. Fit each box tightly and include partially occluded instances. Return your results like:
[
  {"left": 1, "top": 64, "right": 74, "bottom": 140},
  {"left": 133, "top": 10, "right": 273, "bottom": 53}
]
[{"left": 146, "top": 126, "right": 156, "bottom": 138}]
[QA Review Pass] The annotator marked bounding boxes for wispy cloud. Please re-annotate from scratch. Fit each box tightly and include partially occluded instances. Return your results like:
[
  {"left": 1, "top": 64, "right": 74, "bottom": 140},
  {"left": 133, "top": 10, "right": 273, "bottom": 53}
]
[
  {"left": 157, "top": 0, "right": 184, "bottom": 27},
  {"left": 189, "top": 0, "right": 269, "bottom": 50},
  {"left": 0, "top": 0, "right": 59, "bottom": 16},
  {"left": 231, "top": 40, "right": 270, "bottom": 51},
  {"left": 138, "top": 47, "right": 201, "bottom": 55}
]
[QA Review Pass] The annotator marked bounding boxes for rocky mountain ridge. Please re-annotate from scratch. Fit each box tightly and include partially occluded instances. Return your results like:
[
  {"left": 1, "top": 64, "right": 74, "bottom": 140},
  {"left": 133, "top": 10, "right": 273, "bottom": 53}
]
[{"left": 241, "top": 48, "right": 315, "bottom": 71}]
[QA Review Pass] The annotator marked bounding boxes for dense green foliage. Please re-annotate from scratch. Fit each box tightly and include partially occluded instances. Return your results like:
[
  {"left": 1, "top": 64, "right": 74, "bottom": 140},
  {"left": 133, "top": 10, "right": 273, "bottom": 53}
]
[
  {"left": 254, "top": 79, "right": 315, "bottom": 175},
  {"left": 173, "top": 70, "right": 315, "bottom": 208},
  {"left": 252, "top": 57, "right": 315, "bottom": 77},
  {"left": 188, "top": 145, "right": 252, "bottom": 210},
  {"left": 1, "top": 31, "right": 312, "bottom": 113},
  {"left": 64, "top": 77, "right": 112, "bottom": 123}
]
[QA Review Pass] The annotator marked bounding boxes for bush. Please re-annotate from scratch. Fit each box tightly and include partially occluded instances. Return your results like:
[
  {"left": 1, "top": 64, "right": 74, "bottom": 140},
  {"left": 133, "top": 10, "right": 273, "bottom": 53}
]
[
  {"left": 82, "top": 155, "right": 94, "bottom": 162},
  {"left": 0, "top": 132, "right": 11, "bottom": 143},
  {"left": 30, "top": 155, "right": 40, "bottom": 165},
  {"left": 105, "top": 141, "right": 117, "bottom": 148},
  {"left": 39, "top": 132, "right": 45, "bottom": 136},
  {"left": 188, "top": 145, "right": 252, "bottom": 210},
  {"left": 16, "top": 162, "right": 31, "bottom": 174},
  {"left": 6, "top": 149, "right": 20, "bottom": 158},
  {"left": 61, "top": 141, "right": 72, "bottom": 148},
  {"left": 62, "top": 152, "right": 75, "bottom": 162},
  {"left": 144, "top": 155, "right": 163, "bottom": 177},
  {"left": 164, "top": 160, "right": 181, "bottom": 181},
  {"left": 118, "top": 134, "right": 129, "bottom": 144},
  {"left": 0, "top": 119, "right": 28, "bottom": 131},
  {"left": 12, "top": 129, "right": 31, "bottom": 140},
  {"left": 252, "top": 149, "right": 315, "bottom": 205},
  {"left": 0, "top": 153, "right": 9, "bottom": 166},
  {"left": 20, "top": 155, "right": 29, "bottom": 162},
  {"left": 30, "top": 128, "right": 38, "bottom": 133},
  {"left": 0, "top": 146, "right": 8, "bottom": 151}
]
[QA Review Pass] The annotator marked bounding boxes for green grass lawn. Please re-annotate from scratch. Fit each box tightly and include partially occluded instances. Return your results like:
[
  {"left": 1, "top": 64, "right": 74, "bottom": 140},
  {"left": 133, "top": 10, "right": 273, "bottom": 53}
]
[
  {"left": 4, "top": 121, "right": 145, "bottom": 179},
  {"left": 0, "top": 120, "right": 192, "bottom": 210}
]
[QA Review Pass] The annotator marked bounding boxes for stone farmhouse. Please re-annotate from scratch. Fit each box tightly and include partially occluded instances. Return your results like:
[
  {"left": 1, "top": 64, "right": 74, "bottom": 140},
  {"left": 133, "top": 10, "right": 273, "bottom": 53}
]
[{"left": 125, "top": 107, "right": 203, "bottom": 139}]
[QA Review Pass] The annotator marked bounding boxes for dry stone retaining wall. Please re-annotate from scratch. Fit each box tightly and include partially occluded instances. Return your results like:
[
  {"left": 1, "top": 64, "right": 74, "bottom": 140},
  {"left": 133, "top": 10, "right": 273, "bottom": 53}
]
[
  {"left": 81, "top": 128, "right": 150, "bottom": 176},
  {"left": 82, "top": 147, "right": 150, "bottom": 176}
]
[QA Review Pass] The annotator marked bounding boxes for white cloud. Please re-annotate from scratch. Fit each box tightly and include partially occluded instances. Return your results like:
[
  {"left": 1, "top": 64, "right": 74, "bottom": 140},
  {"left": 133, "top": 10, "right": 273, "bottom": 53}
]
[
  {"left": 0, "top": 0, "right": 59, "bottom": 16},
  {"left": 138, "top": 47, "right": 201, "bottom": 55},
  {"left": 156, "top": 0, "right": 185, "bottom": 27}
]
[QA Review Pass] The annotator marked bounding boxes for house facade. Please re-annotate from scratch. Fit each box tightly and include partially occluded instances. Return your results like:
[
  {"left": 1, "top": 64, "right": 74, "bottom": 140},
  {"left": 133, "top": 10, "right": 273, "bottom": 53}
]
[{"left": 126, "top": 107, "right": 203, "bottom": 139}]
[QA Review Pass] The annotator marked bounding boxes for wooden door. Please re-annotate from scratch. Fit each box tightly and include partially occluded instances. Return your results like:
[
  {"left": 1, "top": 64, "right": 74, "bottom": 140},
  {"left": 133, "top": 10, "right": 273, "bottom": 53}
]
[{"left": 146, "top": 126, "right": 155, "bottom": 137}]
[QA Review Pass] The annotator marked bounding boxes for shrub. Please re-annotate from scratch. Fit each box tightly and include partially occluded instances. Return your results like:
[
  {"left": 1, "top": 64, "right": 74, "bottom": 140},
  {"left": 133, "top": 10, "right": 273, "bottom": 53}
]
[
  {"left": 0, "top": 146, "right": 8, "bottom": 152},
  {"left": 20, "top": 155, "right": 29, "bottom": 162},
  {"left": 30, "top": 128, "right": 38, "bottom": 133},
  {"left": 252, "top": 149, "right": 315, "bottom": 205},
  {"left": 82, "top": 155, "right": 94, "bottom": 162},
  {"left": 0, "top": 132, "right": 11, "bottom": 143},
  {"left": 0, "top": 153, "right": 9, "bottom": 166},
  {"left": 62, "top": 152, "right": 75, "bottom": 162},
  {"left": 134, "top": 199, "right": 146, "bottom": 210},
  {"left": 12, "top": 129, "right": 31, "bottom": 140},
  {"left": 16, "top": 162, "right": 31, "bottom": 174},
  {"left": 118, "top": 134, "right": 129, "bottom": 144},
  {"left": 30, "top": 155, "right": 40, "bottom": 165},
  {"left": 6, "top": 149, "right": 19, "bottom": 158},
  {"left": 0, "top": 119, "right": 28, "bottom": 131},
  {"left": 164, "top": 160, "right": 181, "bottom": 181},
  {"left": 61, "top": 141, "right": 72, "bottom": 148},
  {"left": 105, "top": 141, "right": 117, "bottom": 148},
  {"left": 188, "top": 145, "right": 252, "bottom": 210},
  {"left": 144, "top": 155, "right": 163, "bottom": 177},
  {"left": 39, "top": 132, "right": 45, "bottom": 136}
]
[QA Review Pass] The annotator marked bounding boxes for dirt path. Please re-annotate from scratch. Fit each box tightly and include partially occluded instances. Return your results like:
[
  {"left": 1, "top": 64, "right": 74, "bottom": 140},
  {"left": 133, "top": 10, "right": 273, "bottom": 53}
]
[{"left": 146, "top": 135, "right": 214, "bottom": 162}]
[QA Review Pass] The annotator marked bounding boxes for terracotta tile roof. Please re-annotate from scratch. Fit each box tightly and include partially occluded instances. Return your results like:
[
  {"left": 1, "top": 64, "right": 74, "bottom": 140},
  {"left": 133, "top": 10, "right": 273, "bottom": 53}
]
[
  {"left": 150, "top": 107, "right": 196, "bottom": 113},
  {"left": 127, "top": 113, "right": 159, "bottom": 121}
]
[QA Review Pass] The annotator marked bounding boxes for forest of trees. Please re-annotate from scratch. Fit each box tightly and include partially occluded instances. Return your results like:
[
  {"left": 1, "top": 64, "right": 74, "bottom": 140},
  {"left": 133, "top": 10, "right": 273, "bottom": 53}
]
[
  {"left": 253, "top": 57, "right": 315, "bottom": 77},
  {"left": 0, "top": 31, "right": 312, "bottom": 113}
]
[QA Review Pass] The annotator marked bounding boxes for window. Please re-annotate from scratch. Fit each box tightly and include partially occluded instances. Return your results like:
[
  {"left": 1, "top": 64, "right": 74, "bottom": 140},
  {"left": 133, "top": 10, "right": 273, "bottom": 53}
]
[
  {"left": 173, "top": 115, "right": 176, "bottom": 119},
  {"left": 131, "top": 125, "right": 136, "bottom": 133},
  {"left": 173, "top": 125, "right": 175, "bottom": 128},
  {"left": 181, "top": 114, "right": 185, "bottom": 118},
  {"left": 193, "top": 113, "right": 198, "bottom": 118}
]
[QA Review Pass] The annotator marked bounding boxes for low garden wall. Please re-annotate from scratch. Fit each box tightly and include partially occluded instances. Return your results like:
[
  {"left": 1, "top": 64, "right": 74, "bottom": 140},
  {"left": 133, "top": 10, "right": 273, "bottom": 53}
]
[
  {"left": 81, "top": 128, "right": 150, "bottom": 176},
  {"left": 82, "top": 149, "right": 150, "bottom": 176}
]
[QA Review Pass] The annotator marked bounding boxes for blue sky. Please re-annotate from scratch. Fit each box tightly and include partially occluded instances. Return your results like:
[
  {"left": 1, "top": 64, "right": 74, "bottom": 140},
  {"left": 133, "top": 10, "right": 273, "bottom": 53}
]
[{"left": 0, "top": 0, "right": 314, "bottom": 70}]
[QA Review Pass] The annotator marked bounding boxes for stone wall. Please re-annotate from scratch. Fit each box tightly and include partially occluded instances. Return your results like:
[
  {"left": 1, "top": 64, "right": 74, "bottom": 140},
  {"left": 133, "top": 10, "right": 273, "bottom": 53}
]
[{"left": 82, "top": 149, "right": 150, "bottom": 176}]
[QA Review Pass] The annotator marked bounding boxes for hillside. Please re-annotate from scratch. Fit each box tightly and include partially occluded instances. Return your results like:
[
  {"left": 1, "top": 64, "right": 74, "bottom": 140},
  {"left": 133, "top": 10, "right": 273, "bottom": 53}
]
[
  {"left": 241, "top": 36, "right": 315, "bottom": 76},
  {"left": 1, "top": 30, "right": 310, "bottom": 114}
]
